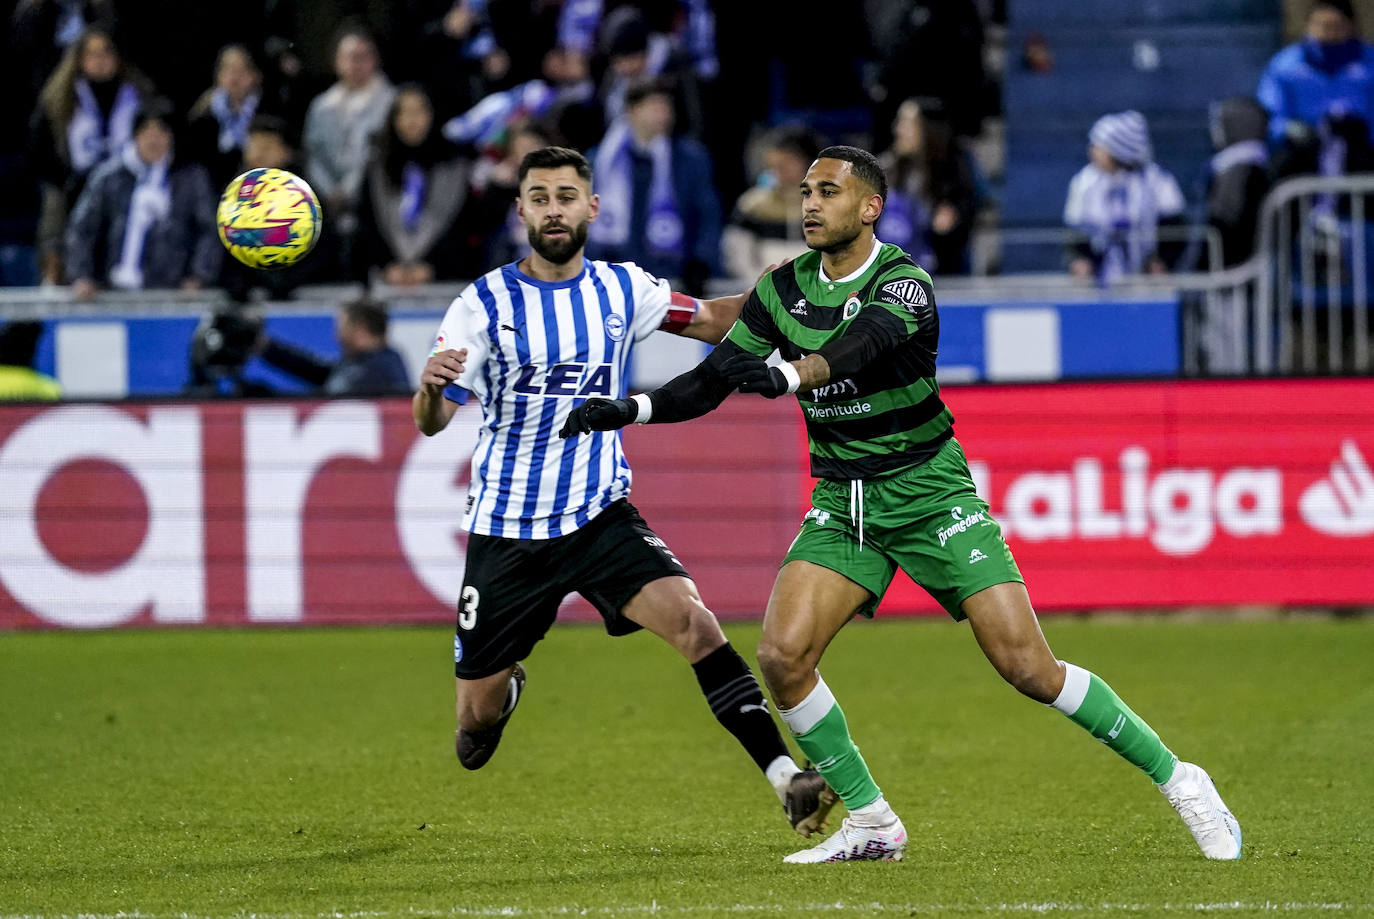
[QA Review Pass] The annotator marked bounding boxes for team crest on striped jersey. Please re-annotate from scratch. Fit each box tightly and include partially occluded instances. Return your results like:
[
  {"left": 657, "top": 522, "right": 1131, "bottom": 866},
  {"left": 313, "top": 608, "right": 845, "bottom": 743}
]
[
  {"left": 605, "top": 312, "right": 627, "bottom": 341},
  {"left": 879, "top": 278, "right": 927, "bottom": 313},
  {"left": 842, "top": 294, "right": 862, "bottom": 320}
]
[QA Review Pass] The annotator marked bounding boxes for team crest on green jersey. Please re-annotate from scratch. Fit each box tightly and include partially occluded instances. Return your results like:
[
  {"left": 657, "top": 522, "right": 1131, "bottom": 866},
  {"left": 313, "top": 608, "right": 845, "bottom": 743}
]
[{"left": 842, "top": 293, "right": 861, "bottom": 320}]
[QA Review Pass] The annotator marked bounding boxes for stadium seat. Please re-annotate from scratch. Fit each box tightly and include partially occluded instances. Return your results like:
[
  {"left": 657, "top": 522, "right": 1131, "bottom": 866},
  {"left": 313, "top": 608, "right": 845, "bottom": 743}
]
[{"left": 997, "top": 6, "right": 1283, "bottom": 257}]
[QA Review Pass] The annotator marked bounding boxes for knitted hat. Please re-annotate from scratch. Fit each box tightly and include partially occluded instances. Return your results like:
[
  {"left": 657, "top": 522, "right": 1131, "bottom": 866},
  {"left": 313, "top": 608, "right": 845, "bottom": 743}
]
[{"left": 1089, "top": 110, "right": 1152, "bottom": 166}]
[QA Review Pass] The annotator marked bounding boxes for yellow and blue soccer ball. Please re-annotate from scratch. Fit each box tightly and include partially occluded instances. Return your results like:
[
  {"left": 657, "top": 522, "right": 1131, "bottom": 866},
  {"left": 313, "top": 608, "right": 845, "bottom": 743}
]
[{"left": 217, "top": 168, "right": 322, "bottom": 270}]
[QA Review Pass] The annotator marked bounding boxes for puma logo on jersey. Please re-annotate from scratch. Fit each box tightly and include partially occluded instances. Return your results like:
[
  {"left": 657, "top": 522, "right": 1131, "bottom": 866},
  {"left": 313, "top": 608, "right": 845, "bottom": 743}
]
[{"left": 512, "top": 362, "right": 613, "bottom": 397}]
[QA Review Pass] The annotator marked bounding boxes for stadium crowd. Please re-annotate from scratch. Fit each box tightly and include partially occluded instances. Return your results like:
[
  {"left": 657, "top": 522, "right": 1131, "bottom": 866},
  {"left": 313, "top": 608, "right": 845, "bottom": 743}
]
[
  {"left": 0, "top": 1, "right": 1371, "bottom": 319},
  {"left": 0, "top": 0, "right": 1003, "bottom": 299}
]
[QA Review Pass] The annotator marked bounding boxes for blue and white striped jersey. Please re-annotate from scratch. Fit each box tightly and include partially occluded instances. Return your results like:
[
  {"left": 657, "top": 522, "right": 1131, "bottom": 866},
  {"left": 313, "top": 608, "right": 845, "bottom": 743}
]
[{"left": 431, "top": 258, "right": 678, "bottom": 539}]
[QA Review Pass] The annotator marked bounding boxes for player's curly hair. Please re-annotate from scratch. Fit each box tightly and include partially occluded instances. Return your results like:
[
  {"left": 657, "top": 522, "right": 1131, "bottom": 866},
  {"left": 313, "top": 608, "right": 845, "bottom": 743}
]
[{"left": 817, "top": 145, "right": 887, "bottom": 202}]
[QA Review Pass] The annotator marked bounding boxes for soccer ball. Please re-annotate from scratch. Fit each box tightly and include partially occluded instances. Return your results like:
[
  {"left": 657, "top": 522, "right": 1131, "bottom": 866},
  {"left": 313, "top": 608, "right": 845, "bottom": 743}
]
[{"left": 217, "top": 168, "right": 322, "bottom": 270}]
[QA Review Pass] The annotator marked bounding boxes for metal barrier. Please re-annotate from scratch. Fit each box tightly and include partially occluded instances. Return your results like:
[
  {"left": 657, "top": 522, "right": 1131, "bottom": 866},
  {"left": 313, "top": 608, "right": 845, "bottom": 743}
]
[
  {"left": 986, "top": 224, "right": 1226, "bottom": 277},
  {"left": 1176, "top": 174, "right": 1374, "bottom": 376}
]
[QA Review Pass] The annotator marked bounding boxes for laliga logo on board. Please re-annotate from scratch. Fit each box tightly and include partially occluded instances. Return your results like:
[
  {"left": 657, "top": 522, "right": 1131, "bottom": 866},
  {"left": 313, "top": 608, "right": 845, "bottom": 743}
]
[
  {"left": 968, "top": 440, "right": 1374, "bottom": 556},
  {"left": 969, "top": 446, "right": 1280, "bottom": 557}
]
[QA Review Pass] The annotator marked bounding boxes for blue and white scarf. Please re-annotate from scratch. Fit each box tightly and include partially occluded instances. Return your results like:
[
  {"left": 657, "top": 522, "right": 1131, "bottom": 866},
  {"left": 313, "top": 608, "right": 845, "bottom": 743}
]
[
  {"left": 589, "top": 117, "right": 682, "bottom": 256},
  {"left": 399, "top": 162, "right": 427, "bottom": 233},
  {"left": 210, "top": 89, "right": 260, "bottom": 154},
  {"left": 1065, "top": 162, "right": 1183, "bottom": 284},
  {"left": 68, "top": 79, "right": 140, "bottom": 174},
  {"left": 109, "top": 141, "right": 170, "bottom": 290}
]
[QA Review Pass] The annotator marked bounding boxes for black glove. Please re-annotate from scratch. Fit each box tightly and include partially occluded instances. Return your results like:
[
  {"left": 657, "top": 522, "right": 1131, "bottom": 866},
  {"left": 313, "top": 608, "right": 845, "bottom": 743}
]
[
  {"left": 719, "top": 351, "right": 790, "bottom": 398},
  {"left": 559, "top": 397, "right": 637, "bottom": 438}
]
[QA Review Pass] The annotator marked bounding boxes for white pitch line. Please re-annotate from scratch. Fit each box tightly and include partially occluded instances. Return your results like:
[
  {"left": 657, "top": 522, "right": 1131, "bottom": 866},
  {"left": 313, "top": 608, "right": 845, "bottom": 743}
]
[{"left": 0, "top": 903, "right": 1366, "bottom": 918}]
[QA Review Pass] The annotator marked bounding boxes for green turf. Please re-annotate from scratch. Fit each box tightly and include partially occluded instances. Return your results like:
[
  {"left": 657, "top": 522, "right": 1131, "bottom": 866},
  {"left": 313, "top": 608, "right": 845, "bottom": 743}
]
[{"left": 2, "top": 616, "right": 1371, "bottom": 917}]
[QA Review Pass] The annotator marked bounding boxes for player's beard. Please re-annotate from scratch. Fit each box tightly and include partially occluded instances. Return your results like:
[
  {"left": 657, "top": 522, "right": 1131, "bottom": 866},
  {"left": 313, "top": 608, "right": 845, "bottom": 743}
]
[
  {"left": 528, "top": 218, "right": 589, "bottom": 265},
  {"left": 805, "top": 215, "right": 864, "bottom": 255}
]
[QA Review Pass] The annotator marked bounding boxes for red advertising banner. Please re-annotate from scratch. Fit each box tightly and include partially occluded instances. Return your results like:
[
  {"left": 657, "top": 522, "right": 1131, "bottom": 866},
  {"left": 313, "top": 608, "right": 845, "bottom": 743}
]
[
  {"left": 1, "top": 379, "right": 1371, "bottom": 630},
  {"left": 0, "top": 398, "right": 805, "bottom": 630},
  {"left": 884, "top": 378, "right": 1374, "bottom": 612}
]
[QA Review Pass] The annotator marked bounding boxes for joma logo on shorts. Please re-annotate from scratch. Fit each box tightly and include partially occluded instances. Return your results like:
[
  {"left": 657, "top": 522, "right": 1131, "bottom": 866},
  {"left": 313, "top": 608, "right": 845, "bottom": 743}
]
[{"left": 937, "top": 510, "right": 988, "bottom": 546}]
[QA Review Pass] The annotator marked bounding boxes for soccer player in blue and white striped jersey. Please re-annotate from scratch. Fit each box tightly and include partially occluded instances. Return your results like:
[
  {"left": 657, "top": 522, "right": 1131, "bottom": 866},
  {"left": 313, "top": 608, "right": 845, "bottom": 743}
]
[{"left": 413, "top": 146, "right": 833, "bottom": 836}]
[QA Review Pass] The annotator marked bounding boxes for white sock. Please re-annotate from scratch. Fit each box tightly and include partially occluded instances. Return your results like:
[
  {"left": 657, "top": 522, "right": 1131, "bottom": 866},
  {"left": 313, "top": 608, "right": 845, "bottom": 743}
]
[
  {"left": 777, "top": 676, "right": 837, "bottom": 735},
  {"left": 765, "top": 755, "right": 802, "bottom": 803},
  {"left": 848, "top": 795, "right": 895, "bottom": 827},
  {"left": 1158, "top": 761, "right": 1188, "bottom": 793}
]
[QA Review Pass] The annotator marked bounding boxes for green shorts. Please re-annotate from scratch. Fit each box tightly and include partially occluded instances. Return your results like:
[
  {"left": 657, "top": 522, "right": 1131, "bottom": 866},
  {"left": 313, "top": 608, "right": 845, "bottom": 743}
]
[{"left": 783, "top": 437, "right": 1023, "bottom": 620}]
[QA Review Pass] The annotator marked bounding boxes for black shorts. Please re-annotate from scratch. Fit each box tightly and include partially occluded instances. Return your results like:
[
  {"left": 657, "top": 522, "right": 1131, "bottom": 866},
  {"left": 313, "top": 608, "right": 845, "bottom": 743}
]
[{"left": 453, "top": 500, "right": 691, "bottom": 679}]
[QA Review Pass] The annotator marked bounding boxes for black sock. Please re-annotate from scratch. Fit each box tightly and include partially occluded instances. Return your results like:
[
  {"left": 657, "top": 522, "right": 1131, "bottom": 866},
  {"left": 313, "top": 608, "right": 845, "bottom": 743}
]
[{"left": 692, "top": 642, "right": 789, "bottom": 773}]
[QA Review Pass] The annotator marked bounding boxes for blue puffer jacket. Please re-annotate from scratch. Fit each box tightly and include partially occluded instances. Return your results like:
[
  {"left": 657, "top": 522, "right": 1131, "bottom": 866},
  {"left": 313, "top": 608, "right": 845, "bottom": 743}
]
[{"left": 1257, "top": 37, "right": 1374, "bottom": 144}]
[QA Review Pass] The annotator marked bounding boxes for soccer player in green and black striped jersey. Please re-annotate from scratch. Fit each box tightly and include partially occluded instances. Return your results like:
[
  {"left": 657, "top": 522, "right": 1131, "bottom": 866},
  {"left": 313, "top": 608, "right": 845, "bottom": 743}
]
[{"left": 561, "top": 146, "right": 1243, "bottom": 865}]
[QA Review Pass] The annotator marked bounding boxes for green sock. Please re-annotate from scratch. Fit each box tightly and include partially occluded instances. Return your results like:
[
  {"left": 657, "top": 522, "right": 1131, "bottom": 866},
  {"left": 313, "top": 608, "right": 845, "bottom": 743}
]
[
  {"left": 1052, "top": 661, "right": 1178, "bottom": 784},
  {"left": 778, "top": 676, "right": 882, "bottom": 810}
]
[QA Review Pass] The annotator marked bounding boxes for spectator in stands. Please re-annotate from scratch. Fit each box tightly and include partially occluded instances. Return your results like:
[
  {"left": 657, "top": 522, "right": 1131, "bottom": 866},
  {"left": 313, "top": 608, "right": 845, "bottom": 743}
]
[
  {"left": 596, "top": 6, "right": 705, "bottom": 138},
  {"left": 64, "top": 98, "right": 221, "bottom": 300},
  {"left": 877, "top": 98, "right": 981, "bottom": 276},
  {"left": 353, "top": 84, "right": 471, "bottom": 285},
  {"left": 302, "top": 26, "right": 396, "bottom": 277},
  {"left": 868, "top": 0, "right": 989, "bottom": 144},
  {"left": 218, "top": 115, "right": 324, "bottom": 301},
  {"left": 186, "top": 45, "right": 266, "bottom": 188},
  {"left": 257, "top": 297, "right": 411, "bottom": 396},
  {"left": 241, "top": 114, "right": 300, "bottom": 174},
  {"left": 10, "top": 0, "right": 118, "bottom": 98},
  {"left": 1258, "top": 0, "right": 1374, "bottom": 179},
  {"left": 1206, "top": 96, "right": 1272, "bottom": 268},
  {"left": 30, "top": 26, "right": 150, "bottom": 286},
  {"left": 440, "top": 44, "right": 600, "bottom": 157},
  {"left": 0, "top": 320, "right": 61, "bottom": 401},
  {"left": 1063, "top": 110, "right": 1186, "bottom": 285},
  {"left": 396, "top": 0, "right": 505, "bottom": 122},
  {"left": 587, "top": 77, "right": 722, "bottom": 295},
  {"left": 722, "top": 125, "right": 817, "bottom": 282},
  {"left": 457, "top": 122, "right": 550, "bottom": 275}
]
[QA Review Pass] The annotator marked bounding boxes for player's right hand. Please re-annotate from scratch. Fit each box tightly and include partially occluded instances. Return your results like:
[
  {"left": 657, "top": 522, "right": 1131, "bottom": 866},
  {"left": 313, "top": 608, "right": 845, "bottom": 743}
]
[
  {"left": 559, "top": 398, "right": 637, "bottom": 438},
  {"left": 420, "top": 348, "right": 467, "bottom": 392},
  {"left": 720, "top": 352, "right": 790, "bottom": 398}
]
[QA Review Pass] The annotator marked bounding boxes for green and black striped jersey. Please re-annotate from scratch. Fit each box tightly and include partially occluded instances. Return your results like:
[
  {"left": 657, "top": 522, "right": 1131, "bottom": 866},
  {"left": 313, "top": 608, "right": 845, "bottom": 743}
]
[{"left": 724, "top": 241, "right": 953, "bottom": 480}]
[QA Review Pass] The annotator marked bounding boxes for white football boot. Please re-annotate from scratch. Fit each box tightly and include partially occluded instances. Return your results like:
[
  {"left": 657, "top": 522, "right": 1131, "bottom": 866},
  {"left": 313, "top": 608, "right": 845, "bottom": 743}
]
[
  {"left": 783, "top": 812, "right": 907, "bottom": 864},
  {"left": 1159, "top": 761, "right": 1243, "bottom": 860}
]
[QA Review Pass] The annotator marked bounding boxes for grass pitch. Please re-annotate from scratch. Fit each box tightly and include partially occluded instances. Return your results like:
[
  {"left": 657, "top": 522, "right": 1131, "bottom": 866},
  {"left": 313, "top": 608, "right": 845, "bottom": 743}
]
[{"left": 2, "top": 616, "right": 1371, "bottom": 917}]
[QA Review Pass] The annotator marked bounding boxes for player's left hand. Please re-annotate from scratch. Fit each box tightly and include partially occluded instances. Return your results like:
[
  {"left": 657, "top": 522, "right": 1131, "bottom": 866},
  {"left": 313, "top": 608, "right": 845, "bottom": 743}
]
[
  {"left": 720, "top": 352, "right": 790, "bottom": 398},
  {"left": 559, "top": 397, "right": 637, "bottom": 437}
]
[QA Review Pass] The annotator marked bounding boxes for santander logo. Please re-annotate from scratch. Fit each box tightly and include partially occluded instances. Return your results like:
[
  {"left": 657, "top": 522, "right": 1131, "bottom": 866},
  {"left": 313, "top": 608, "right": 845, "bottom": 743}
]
[{"left": 1298, "top": 440, "right": 1374, "bottom": 537}]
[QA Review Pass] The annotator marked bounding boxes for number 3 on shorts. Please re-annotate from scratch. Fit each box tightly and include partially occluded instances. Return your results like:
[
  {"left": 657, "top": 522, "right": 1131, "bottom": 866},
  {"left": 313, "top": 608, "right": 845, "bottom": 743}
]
[{"left": 459, "top": 586, "right": 479, "bottom": 630}]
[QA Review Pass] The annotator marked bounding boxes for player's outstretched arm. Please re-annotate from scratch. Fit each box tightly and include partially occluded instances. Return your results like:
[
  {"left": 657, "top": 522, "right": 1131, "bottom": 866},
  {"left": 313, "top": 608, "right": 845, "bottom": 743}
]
[
  {"left": 413, "top": 348, "right": 466, "bottom": 436},
  {"left": 674, "top": 292, "right": 746, "bottom": 344},
  {"left": 558, "top": 340, "right": 747, "bottom": 438},
  {"left": 666, "top": 259, "right": 792, "bottom": 344}
]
